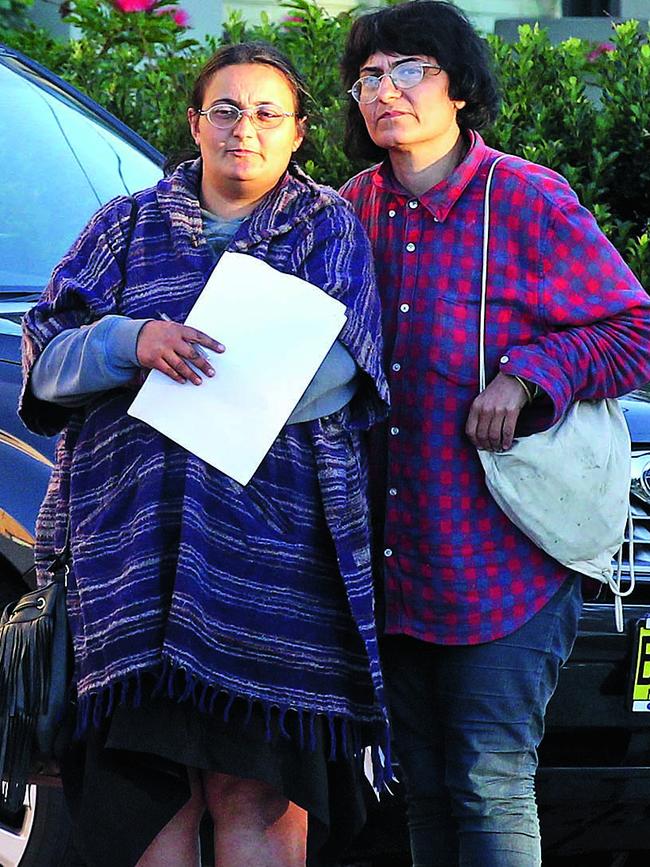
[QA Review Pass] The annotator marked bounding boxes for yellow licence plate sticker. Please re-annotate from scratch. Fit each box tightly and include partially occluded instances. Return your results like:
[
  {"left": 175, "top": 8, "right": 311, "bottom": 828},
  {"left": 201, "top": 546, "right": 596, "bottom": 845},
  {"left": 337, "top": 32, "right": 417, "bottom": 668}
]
[{"left": 631, "top": 618, "right": 650, "bottom": 712}]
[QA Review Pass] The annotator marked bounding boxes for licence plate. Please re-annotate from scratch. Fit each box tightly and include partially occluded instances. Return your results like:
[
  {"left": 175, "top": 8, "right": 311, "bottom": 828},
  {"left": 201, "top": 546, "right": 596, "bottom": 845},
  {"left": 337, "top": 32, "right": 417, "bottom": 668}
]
[{"left": 630, "top": 617, "right": 650, "bottom": 712}]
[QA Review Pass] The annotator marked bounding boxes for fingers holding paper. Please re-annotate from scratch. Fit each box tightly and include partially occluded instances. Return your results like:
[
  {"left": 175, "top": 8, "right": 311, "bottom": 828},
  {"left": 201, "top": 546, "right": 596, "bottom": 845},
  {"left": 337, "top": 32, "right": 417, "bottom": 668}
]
[
  {"left": 466, "top": 372, "right": 528, "bottom": 452},
  {"left": 136, "top": 320, "right": 225, "bottom": 385}
]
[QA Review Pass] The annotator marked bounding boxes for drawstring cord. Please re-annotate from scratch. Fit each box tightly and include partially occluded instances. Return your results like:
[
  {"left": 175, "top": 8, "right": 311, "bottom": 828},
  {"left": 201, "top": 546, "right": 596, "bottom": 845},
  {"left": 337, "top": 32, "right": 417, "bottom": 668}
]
[{"left": 610, "top": 504, "right": 635, "bottom": 633}]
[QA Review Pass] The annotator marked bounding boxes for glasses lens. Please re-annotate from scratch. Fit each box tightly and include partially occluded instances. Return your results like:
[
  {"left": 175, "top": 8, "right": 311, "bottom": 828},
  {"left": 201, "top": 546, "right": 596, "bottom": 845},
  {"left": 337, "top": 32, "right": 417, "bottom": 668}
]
[
  {"left": 205, "top": 104, "right": 288, "bottom": 129},
  {"left": 353, "top": 76, "right": 380, "bottom": 104},
  {"left": 252, "top": 105, "right": 286, "bottom": 128},
  {"left": 392, "top": 62, "right": 426, "bottom": 90},
  {"left": 206, "top": 104, "right": 241, "bottom": 128}
]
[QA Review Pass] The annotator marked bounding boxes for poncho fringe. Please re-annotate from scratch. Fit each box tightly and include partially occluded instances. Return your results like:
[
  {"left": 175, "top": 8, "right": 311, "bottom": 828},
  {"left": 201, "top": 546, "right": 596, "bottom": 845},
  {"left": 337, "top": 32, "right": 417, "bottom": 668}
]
[{"left": 75, "top": 658, "right": 393, "bottom": 789}]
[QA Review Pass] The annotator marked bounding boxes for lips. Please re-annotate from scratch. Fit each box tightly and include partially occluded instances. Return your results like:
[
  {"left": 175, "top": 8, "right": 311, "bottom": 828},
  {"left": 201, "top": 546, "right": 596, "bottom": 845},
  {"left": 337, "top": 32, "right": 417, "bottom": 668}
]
[
  {"left": 227, "top": 148, "right": 260, "bottom": 156},
  {"left": 377, "top": 110, "right": 409, "bottom": 121}
]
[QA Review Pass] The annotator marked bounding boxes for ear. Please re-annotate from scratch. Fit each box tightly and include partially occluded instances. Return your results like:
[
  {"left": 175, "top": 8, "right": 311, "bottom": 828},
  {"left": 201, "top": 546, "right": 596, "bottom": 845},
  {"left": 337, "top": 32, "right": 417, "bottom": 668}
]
[
  {"left": 453, "top": 99, "right": 467, "bottom": 111},
  {"left": 187, "top": 107, "right": 201, "bottom": 146},
  {"left": 292, "top": 116, "right": 307, "bottom": 153}
]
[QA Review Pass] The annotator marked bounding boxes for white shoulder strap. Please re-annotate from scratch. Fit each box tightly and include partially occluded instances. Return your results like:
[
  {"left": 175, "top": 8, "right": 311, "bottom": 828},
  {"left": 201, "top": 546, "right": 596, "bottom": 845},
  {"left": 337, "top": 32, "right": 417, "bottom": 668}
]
[{"left": 479, "top": 154, "right": 508, "bottom": 393}]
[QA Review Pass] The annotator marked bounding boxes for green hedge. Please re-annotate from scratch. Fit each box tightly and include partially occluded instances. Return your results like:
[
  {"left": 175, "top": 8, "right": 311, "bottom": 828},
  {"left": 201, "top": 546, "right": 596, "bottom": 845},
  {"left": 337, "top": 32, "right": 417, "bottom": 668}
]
[
  {"left": 0, "top": 0, "right": 32, "bottom": 30},
  {"left": 2, "top": 0, "right": 650, "bottom": 288}
]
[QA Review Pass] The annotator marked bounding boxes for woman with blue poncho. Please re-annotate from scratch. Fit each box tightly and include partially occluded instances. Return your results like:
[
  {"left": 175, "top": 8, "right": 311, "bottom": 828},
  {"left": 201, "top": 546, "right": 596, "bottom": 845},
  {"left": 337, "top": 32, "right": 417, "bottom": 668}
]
[{"left": 20, "top": 42, "right": 390, "bottom": 867}]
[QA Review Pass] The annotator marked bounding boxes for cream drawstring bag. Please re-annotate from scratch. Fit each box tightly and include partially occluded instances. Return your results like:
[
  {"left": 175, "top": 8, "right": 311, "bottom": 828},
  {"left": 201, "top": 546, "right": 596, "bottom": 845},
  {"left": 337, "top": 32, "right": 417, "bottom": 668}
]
[{"left": 476, "top": 156, "right": 633, "bottom": 628}]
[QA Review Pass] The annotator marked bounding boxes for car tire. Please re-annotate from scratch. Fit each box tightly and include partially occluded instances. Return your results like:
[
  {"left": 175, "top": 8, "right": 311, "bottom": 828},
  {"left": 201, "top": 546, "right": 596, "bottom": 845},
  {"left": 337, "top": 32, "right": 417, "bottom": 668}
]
[{"left": 0, "top": 784, "right": 77, "bottom": 867}]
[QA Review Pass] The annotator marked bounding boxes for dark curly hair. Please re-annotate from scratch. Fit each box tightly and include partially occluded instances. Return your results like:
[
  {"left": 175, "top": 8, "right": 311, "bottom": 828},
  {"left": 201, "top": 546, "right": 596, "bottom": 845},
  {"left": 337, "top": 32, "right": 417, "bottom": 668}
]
[{"left": 341, "top": 1, "right": 500, "bottom": 162}]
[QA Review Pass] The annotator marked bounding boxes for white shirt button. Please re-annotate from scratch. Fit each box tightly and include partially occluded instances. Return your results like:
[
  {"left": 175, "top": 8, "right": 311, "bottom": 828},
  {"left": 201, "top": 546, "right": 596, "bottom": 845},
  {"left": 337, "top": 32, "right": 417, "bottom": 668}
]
[
  {"left": 388, "top": 209, "right": 396, "bottom": 217},
  {"left": 384, "top": 548, "right": 393, "bottom": 558},
  {"left": 392, "top": 362, "right": 401, "bottom": 372},
  {"left": 406, "top": 242, "right": 416, "bottom": 252},
  {"left": 400, "top": 303, "right": 410, "bottom": 313},
  {"left": 389, "top": 487, "right": 398, "bottom": 497},
  {"left": 390, "top": 426, "right": 399, "bottom": 435},
  {"left": 408, "top": 200, "right": 418, "bottom": 209},
  {"left": 500, "top": 355, "right": 510, "bottom": 364},
  {"left": 433, "top": 215, "right": 439, "bottom": 222}
]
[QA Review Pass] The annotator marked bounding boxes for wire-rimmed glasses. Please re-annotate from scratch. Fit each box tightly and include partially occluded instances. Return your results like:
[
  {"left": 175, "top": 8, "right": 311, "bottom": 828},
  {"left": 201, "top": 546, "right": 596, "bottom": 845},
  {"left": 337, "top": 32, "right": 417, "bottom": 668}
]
[
  {"left": 196, "top": 103, "right": 297, "bottom": 130},
  {"left": 349, "top": 61, "right": 443, "bottom": 105}
]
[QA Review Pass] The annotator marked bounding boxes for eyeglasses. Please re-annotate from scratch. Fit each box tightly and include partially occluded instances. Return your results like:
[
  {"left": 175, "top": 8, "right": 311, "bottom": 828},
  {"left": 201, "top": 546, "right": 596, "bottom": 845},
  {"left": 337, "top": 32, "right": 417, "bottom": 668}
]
[
  {"left": 196, "top": 102, "right": 297, "bottom": 130},
  {"left": 349, "top": 61, "right": 443, "bottom": 105}
]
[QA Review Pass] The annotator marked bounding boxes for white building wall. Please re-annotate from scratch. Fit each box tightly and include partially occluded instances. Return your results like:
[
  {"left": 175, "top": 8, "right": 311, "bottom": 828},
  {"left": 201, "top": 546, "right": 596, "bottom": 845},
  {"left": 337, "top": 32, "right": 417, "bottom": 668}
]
[
  {"left": 620, "top": 0, "right": 648, "bottom": 16},
  {"left": 181, "top": 0, "right": 223, "bottom": 43},
  {"left": 25, "top": 0, "right": 569, "bottom": 43},
  {"left": 223, "top": 0, "right": 354, "bottom": 27},
  {"left": 460, "top": 0, "right": 561, "bottom": 32},
  {"left": 219, "top": 0, "right": 562, "bottom": 35}
]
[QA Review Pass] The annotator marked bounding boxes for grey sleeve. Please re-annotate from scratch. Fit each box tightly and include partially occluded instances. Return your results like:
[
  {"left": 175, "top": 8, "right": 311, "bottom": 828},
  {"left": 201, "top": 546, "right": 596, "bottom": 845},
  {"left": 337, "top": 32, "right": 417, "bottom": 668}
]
[
  {"left": 287, "top": 340, "right": 359, "bottom": 424},
  {"left": 30, "top": 315, "right": 150, "bottom": 407}
]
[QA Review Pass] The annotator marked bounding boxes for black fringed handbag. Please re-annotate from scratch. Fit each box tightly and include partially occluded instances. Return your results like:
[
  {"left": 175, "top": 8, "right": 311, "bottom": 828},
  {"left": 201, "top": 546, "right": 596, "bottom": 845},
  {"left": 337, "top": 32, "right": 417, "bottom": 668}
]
[{"left": 0, "top": 552, "right": 71, "bottom": 811}]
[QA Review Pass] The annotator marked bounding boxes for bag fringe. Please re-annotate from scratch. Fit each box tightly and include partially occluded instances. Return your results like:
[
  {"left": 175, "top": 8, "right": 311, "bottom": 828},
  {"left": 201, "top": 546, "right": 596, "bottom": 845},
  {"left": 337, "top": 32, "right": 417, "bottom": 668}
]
[
  {"left": 0, "top": 713, "right": 35, "bottom": 812},
  {"left": 0, "top": 610, "right": 60, "bottom": 811},
  {"left": 0, "top": 617, "right": 53, "bottom": 718}
]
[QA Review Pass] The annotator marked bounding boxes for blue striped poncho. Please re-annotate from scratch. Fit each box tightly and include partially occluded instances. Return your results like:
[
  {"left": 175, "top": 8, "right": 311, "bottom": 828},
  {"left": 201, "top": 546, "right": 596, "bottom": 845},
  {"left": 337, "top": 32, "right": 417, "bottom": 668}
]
[{"left": 20, "top": 160, "right": 392, "bottom": 782}]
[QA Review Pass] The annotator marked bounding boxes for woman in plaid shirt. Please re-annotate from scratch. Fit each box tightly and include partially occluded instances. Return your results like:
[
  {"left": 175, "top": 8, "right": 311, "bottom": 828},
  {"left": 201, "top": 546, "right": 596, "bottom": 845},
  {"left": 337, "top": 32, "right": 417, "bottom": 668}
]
[{"left": 340, "top": 2, "right": 650, "bottom": 865}]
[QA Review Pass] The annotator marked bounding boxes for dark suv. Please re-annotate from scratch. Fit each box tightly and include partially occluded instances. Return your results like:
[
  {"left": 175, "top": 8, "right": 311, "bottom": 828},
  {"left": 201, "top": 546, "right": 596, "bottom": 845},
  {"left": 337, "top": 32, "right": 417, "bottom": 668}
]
[{"left": 2, "top": 41, "right": 650, "bottom": 867}]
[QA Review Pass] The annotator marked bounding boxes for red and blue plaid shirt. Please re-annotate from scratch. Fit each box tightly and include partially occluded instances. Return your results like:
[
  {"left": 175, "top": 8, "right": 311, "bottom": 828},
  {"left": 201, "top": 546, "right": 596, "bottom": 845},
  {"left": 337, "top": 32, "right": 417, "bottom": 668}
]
[{"left": 340, "top": 131, "right": 650, "bottom": 645}]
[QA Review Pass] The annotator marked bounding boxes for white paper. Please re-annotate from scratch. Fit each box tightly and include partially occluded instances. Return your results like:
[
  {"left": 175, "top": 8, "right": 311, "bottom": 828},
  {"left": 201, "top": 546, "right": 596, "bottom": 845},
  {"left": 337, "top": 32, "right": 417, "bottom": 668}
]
[{"left": 128, "top": 252, "right": 347, "bottom": 485}]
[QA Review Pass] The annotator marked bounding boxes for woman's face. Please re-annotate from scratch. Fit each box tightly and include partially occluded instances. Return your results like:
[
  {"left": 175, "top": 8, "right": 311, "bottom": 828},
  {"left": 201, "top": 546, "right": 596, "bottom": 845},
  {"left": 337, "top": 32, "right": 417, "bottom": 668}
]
[
  {"left": 357, "top": 51, "right": 464, "bottom": 158},
  {"left": 188, "top": 63, "right": 305, "bottom": 204}
]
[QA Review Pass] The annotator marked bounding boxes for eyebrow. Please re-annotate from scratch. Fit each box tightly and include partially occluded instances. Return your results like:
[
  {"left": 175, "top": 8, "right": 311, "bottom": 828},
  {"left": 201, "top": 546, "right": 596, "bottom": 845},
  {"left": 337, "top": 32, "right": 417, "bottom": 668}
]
[
  {"left": 359, "top": 57, "right": 424, "bottom": 75},
  {"left": 204, "top": 98, "right": 283, "bottom": 109}
]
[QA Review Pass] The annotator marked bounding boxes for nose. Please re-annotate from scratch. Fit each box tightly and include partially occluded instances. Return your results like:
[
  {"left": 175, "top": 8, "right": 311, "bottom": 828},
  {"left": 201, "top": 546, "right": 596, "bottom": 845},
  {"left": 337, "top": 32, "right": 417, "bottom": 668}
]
[{"left": 231, "top": 110, "right": 256, "bottom": 136}]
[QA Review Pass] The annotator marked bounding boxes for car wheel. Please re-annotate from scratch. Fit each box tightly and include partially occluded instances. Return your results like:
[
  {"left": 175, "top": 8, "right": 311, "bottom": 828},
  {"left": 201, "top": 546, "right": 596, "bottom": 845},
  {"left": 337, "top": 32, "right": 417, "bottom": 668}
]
[{"left": 0, "top": 785, "right": 76, "bottom": 867}]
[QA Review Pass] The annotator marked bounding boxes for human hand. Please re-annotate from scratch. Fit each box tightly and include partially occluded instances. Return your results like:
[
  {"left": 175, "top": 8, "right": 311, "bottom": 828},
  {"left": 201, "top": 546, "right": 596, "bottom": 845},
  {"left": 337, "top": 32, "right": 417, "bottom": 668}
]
[
  {"left": 465, "top": 372, "right": 529, "bottom": 451},
  {"left": 136, "top": 320, "right": 225, "bottom": 385}
]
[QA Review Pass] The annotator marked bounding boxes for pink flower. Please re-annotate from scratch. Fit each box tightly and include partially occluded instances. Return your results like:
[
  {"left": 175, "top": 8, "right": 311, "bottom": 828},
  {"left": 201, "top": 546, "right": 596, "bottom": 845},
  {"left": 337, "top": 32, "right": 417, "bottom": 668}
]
[
  {"left": 154, "top": 5, "right": 190, "bottom": 27},
  {"left": 112, "top": 0, "right": 156, "bottom": 12},
  {"left": 587, "top": 42, "right": 615, "bottom": 62},
  {"left": 281, "top": 14, "right": 304, "bottom": 26},
  {"left": 171, "top": 8, "right": 190, "bottom": 26}
]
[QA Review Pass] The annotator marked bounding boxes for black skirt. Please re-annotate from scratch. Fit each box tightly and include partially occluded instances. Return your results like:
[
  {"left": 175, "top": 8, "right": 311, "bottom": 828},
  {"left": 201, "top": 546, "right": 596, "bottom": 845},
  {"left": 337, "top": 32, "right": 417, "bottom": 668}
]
[{"left": 61, "top": 688, "right": 367, "bottom": 867}]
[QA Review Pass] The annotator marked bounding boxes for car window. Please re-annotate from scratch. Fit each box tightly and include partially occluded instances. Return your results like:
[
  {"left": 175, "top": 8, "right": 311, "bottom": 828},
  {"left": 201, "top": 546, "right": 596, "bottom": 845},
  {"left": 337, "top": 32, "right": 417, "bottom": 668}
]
[{"left": 0, "top": 60, "right": 162, "bottom": 294}]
